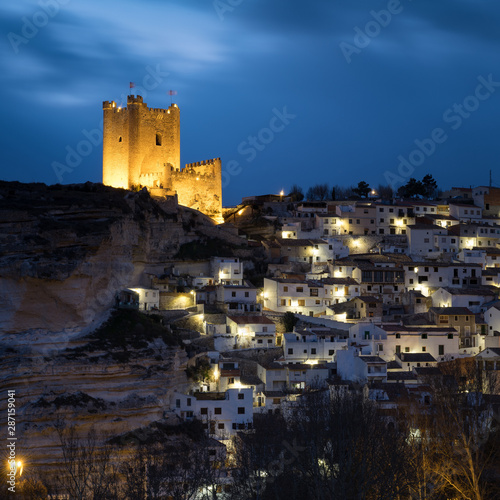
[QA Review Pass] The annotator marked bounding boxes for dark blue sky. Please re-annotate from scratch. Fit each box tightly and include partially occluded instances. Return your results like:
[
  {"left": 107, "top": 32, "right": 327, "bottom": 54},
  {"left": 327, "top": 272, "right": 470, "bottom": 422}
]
[{"left": 1, "top": 0, "right": 500, "bottom": 206}]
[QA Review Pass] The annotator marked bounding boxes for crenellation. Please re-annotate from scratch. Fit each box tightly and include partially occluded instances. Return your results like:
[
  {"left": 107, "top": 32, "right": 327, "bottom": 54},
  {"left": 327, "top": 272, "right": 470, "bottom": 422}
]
[{"left": 102, "top": 95, "right": 222, "bottom": 223}]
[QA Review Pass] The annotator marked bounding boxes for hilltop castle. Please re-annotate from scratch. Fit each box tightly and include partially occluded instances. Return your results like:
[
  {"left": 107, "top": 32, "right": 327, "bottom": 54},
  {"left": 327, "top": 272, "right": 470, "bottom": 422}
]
[{"left": 102, "top": 95, "right": 223, "bottom": 223}]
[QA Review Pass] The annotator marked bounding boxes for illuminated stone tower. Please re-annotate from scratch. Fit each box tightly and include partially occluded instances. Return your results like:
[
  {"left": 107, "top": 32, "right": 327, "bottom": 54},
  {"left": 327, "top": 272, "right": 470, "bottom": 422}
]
[{"left": 102, "top": 95, "right": 223, "bottom": 223}]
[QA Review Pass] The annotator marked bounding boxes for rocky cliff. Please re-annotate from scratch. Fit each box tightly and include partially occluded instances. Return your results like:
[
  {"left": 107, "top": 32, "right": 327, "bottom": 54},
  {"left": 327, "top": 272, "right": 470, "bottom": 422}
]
[
  {"left": 0, "top": 181, "right": 244, "bottom": 335},
  {"left": 0, "top": 310, "right": 190, "bottom": 474},
  {"left": 0, "top": 181, "right": 248, "bottom": 478}
]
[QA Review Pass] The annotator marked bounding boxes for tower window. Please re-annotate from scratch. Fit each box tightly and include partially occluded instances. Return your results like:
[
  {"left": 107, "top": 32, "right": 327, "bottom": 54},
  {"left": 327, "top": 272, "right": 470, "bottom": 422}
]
[
  {"left": 118, "top": 136, "right": 122, "bottom": 142},
  {"left": 156, "top": 133, "right": 162, "bottom": 146}
]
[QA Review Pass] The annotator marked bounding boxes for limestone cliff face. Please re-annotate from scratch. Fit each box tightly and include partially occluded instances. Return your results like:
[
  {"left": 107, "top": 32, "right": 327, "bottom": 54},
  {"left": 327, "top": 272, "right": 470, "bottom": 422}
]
[
  {"left": 0, "top": 181, "right": 236, "bottom": 334},
  {"left": 0, "top": 315, "right": 190, "bottom": 471}
]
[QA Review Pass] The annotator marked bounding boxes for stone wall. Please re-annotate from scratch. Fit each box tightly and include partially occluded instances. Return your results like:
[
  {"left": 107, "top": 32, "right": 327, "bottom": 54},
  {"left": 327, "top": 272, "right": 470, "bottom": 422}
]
[
  {"left": 103, "top": 96, "right": 222, "bottom": 223},
  {"left": 159, "top": 292, "right": 196, "bottom": 310},
  {"left": 171, "top": 158, "right": 223, "bottom": 223},
  {"left": 103, "top": 96, "right": 180, "bottom": 189}
]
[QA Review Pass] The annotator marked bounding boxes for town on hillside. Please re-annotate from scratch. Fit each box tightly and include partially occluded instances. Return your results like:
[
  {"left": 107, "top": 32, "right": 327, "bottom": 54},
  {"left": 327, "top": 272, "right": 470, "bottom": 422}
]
[{"left": 102, "top": 181, "right": 500, "bottom": 497}]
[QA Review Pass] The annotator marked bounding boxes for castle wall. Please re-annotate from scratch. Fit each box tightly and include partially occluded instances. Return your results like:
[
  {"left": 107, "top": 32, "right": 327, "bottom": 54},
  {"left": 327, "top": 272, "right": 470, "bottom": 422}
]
[
  {"left": 103, "top": 96, "right": 180, "bottom": 190},
  {"left": 102, "top": 96, "right": 221, "bottom": 223},
  {"left": 103, "top": 101, "right": 129, "bottom": 188},
  {"left": 171, "top": 158, "right": 223, "bottom": 223}
]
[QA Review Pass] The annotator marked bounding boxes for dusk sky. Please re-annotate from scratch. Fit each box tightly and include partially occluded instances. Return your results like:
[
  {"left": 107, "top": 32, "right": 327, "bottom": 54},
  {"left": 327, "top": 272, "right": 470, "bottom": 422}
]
[{"left": 1, "top": 0, "right": 500, "bottom": 206}]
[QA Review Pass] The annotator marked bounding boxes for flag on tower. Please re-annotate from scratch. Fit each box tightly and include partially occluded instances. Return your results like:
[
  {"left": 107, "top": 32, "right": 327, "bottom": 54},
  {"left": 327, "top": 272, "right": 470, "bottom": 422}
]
[
  {"left": 130, "top": 82, "right": 136, "bottom": 89},
  {"left": 168, "top": 90, "right": 177, "bottom": 96}
]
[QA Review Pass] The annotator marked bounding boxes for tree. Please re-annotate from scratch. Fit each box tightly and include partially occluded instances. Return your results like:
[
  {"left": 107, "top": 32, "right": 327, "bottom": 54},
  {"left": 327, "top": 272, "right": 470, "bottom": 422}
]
[
  {"left": 397, "top": 178, "right": 426, "bottom": 198},
  {"left": 376, "top": 184, "right": 393, "bottom": 200},
  {"left": 306, "top": 183, "right": 329, "bottom": 201},
  {"left": 230, "top": 390, "right": 417, "bottom": 499},
  {"left": 281, "top": 312, "right": 298, "bottom": 333},
  {"left": 332, "top": 185, "right": 355, "bottom": 200},
  {"left": 288, "top": 184, "right": 304, "bottom": 202},
  {"left": 55, "top": 423, "right": 119, "bottom": 499},
  {"left": 407, "top": 359, "right": 500, "bottom": 500},
  {"left": 422, "top": 174, "right": 438, "bottom": 198},
  {"left": 352, "top": 181, "right": 371, "bottom": 198}
]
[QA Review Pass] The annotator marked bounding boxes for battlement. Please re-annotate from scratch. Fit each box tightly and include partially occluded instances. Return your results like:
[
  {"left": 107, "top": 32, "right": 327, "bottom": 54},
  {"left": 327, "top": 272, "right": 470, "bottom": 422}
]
[
  {"left": 127, "top": 94, "right": 144, "bottom": 105},
  {"left": 184, "top": 158, "right": 221, "bottom": 169},
  {"left": 103, "top": 100, "right": 117, "bottom": 109}
]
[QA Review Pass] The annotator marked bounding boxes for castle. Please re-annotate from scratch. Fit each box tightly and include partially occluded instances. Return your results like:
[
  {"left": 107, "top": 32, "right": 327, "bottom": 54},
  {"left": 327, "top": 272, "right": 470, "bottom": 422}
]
[{"left": 102, "top": 95, "right": 223, "bottom": 223}]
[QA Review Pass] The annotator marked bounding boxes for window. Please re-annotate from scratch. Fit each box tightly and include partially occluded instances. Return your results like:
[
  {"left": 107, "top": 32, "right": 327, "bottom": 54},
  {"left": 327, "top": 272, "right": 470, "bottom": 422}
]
[
  {"left": 422, "top": 346, "right": 426, "bottom": 352},
  {"left": 238, "top": 393, "right": 244, "bottom": 400},
  {"left": 214, "top": 407, "right": 222, "bottom": 415},
  {"left": 310, "top": 289, "right": 318, "bottom": 297},
  {"left": 405, "top": 347, "right": 410, "bottom": 352},
  {"left": 280, "top": 299, "right": 286, "bottom": 306},
  {"left": 118, "top": 136, "right": 122, "bottom": 142},
  {"left": 156, "top": 133, "right": 162, "bottom": 146},
  {"left": 218, "top": 423, "right": 225, "bottom": 430},
  {"left": 283, "top": 286, "right": 288, "bottom": 292},
  {"left": 238, "top": 407, "right": 245, "bottom": 414},
  {"left": 201, "top": 408, "right": 208, "bottom": 415},
  {"left": 244, "top": 291, "right": 249, "bottom": 297},
  {"left": 311, "top": 348, "right": 317, "bottom": 355},
  {"left": 288, "top": 348, "right": 293, "bottom": 355},
  {"left": 187, "top": 398, "right": 191, "bottom": 406},
  {"left": 176, "top": 399, "right": 180, "bottom": 408},
  {"left": 448, "top": 333, "right": 454, "bottom": 339},
  {"left": 438, "top": 345, "right": 444, "bottom": 355},
  {"left": 231, "top": 292, "right": 236, "bottom": 297},
  {"left": 421, "top": 333, "right": 427, "bottom": 339},
  {"left": 296, "top": 287, "right": 303, "bottom": 292},
  {"left": 378, "top": 344, "right": 383, "bottom": 352},
  {"left": 329, "top": 349, "right": 334, "bottom": 355},
  {"left": 395, "top": 333, "right": 401, "bottom": 339},
  {"left": 298, "top": 300, "right": 305, "bottom": 306}
]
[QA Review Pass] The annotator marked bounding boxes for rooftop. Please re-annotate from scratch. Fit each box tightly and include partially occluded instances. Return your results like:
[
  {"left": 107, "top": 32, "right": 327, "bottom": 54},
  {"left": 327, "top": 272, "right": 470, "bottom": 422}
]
[{"left": 227, "top": 315, "right": 275, "bottom": 325}]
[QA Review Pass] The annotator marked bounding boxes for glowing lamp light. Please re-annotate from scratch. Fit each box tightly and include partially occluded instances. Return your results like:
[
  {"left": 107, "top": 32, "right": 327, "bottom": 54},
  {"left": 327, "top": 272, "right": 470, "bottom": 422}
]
[{"left": 238, "top": 209, "right": 244, "bottom": 215}]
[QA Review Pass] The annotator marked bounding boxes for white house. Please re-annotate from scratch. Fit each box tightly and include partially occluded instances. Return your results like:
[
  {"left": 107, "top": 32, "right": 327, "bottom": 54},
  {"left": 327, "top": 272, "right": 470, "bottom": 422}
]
[
  {"left": 282, "top": 330, "right": 347, "bottom": 364},
  {"left": 127, "top": 287, "right": 159, "bottom": 311},
  {"left": 403, "top": 262, "right": 482, "bottom": 295},
  {"left": 336, "top": 348, "right": 387, "bottom": 383},
  {"left": 484, "top": 303, "right": 500, "bottom": 337},
  {"left": 172, "top": 388, "right": 253, "bottom": 438},
  {"left": 263, "top": 278, "right": 327, "bottom": 316},
  {"left": 407, "top": 224, "right": 446, "bottom": 257},
  {"left": 216, "top": 284, "right": 260, "bottom": 314},
  {"left": 211, "top": 257, "right": 244, "bottom": 285},
  {"left": 226, "top": 315, "right": 276, "bottom": 349},
  {"left": 431, "top": 287, "right": 497, "bottom": 313},
  {"left": 449, "top": 203, "right": 482, "bottom": 222},
  {"left": 256, "top": 361, "right": 330, "bottom": 392},
  {"left": 348, "top": 322, "right": 460, "bottom": 362}
]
